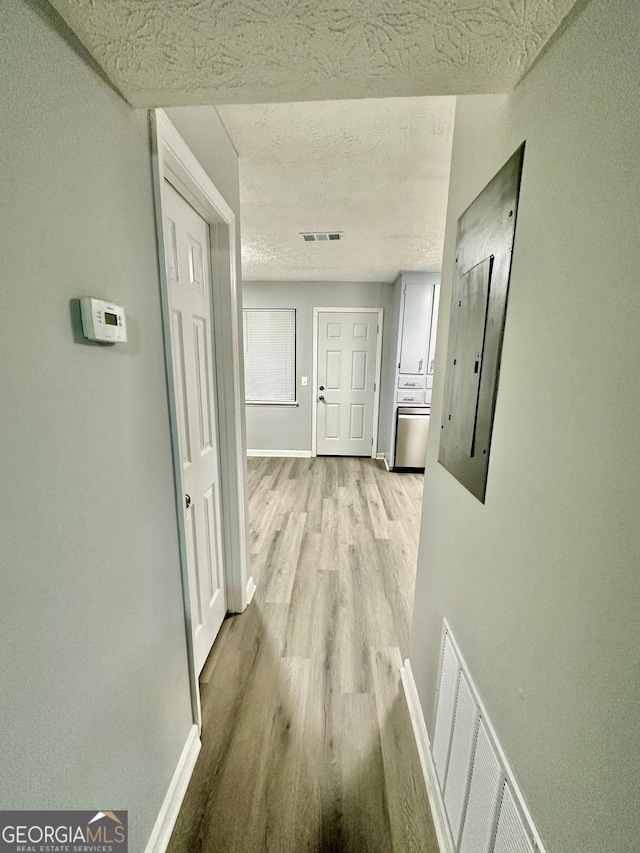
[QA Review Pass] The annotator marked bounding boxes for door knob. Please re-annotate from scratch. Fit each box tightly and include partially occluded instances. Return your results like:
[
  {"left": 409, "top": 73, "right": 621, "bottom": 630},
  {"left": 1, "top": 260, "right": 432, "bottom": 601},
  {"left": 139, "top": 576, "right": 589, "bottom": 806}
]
[
  {"left": 319, "top": 395, "right": 326, "bottom": 403},
  {"left": 185, "top": 494, "right": 191, "bottom": 509}
]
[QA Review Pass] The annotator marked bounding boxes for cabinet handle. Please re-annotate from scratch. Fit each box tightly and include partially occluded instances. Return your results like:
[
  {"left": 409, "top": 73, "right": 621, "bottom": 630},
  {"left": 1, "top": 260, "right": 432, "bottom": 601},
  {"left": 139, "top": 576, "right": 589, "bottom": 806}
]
[{"left": 418, "top": 359, "right": 423, "bottom": 372}]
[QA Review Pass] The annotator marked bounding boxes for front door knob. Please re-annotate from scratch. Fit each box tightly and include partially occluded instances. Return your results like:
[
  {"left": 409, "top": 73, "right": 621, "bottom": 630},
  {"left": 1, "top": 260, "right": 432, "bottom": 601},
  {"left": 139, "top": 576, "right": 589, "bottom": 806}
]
[{"left": 319, "top": 395, "right": 326, "bottom": 403}]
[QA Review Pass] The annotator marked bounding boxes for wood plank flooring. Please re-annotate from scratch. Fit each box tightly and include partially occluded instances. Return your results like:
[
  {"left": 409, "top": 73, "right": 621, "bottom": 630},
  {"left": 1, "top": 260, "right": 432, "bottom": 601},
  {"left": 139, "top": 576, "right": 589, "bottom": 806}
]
[{"left": 168, "top": 456, "right": 438, "bottom": 853}]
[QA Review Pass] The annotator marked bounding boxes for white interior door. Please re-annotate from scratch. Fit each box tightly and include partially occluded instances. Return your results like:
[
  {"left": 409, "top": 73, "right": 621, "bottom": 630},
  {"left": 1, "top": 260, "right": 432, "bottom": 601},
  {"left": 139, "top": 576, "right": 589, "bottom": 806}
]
[
  {"left": 163, "top": 181, "right": 226, "bottom": 674},
  {"left": 316, "top": 310, "right": 380, "bottom": 456}
]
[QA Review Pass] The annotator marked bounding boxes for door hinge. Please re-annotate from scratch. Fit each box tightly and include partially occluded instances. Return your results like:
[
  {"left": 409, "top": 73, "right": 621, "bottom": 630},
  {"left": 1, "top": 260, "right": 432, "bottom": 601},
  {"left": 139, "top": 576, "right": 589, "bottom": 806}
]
[
  {"left": 374, "top": 382, "right": 376, "bottom": 391},
  {"left": 371, "top": 438, "right": 374, "bottom": 446}
]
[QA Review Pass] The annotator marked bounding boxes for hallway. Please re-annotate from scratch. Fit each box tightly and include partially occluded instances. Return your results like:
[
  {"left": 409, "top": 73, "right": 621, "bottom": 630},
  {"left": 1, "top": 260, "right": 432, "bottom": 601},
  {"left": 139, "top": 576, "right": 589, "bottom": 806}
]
[{"left": 167, "top": 456, "right": 438, "bottom": 852}]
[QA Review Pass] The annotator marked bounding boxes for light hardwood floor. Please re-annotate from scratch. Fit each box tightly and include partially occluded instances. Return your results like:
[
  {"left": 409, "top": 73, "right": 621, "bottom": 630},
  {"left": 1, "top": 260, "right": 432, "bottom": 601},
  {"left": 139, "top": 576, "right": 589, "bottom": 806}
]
[{"left": 167, "top": 456, "right": 438, "bottom": 853}]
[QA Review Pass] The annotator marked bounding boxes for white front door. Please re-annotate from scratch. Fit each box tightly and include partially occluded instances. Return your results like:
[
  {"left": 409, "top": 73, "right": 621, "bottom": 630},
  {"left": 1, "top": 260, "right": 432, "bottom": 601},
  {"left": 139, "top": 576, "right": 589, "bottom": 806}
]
[
  {"left": 316, "top": 310, "right": 381, "bottom": 456},
  {"left": 163, "top": 181, "right": 226, "bottom": 674}
]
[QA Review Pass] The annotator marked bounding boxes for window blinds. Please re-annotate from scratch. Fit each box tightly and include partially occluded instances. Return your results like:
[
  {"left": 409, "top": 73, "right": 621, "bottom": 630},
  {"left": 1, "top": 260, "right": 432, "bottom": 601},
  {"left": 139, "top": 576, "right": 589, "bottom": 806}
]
[{"left": 243, "top": 309, "right": 296, "bottom": 403}]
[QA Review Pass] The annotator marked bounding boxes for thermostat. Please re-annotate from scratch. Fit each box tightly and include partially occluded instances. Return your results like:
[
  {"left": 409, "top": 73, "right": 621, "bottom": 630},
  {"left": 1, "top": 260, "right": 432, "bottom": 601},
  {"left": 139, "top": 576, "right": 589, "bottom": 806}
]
[{"left": 80, "top": 297, "right": 127, "bottom": 343}]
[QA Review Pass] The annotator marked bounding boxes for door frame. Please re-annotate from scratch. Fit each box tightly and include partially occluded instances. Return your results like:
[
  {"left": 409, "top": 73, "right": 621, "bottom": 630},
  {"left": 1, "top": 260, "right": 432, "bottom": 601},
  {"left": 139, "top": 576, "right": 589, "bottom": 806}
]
[
  {"left": 311, "top": 307, "right": 384, "bottom": 459},
  {"left": 150, "top": 109, "right": 252, "bottom": 729}
]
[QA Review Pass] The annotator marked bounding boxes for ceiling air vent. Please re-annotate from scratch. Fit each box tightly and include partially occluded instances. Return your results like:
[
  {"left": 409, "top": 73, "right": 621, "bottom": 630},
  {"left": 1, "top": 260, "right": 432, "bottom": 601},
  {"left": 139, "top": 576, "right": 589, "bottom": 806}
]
[{"left": 301, "top": 232, "right": 343, "bottom": 242}]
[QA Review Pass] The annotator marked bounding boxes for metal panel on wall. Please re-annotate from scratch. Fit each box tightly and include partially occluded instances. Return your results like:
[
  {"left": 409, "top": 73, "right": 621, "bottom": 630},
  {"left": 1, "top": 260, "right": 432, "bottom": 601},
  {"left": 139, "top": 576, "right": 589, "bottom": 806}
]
[
  {"left": 438, "top": 145, "right": 525, "bottom": 502},
  {"left": 443, "top": 257, "right": 493, "bottom": 457}
]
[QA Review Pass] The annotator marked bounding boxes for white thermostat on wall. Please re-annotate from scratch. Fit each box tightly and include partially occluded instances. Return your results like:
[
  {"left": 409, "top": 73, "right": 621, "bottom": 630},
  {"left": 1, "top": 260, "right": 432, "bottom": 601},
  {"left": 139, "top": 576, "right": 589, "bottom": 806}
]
[{"left": 80, "top": 297, "right": 127, "bottom": 343}]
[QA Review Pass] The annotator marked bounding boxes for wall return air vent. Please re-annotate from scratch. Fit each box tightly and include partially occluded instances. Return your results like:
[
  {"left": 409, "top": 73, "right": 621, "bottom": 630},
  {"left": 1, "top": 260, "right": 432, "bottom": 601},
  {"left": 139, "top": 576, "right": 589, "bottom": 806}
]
[
  {"left": 301, "top": 232, "right": 343, "bottom": 242},
  {"left": 432, "top": 620, "right": 546, "bottom": 853}
]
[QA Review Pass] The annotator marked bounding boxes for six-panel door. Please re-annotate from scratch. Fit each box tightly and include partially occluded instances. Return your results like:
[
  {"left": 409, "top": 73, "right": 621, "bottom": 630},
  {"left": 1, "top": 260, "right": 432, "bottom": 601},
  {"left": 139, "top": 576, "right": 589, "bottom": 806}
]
[
  {"left": 163, "top": 181, "right": 226, "bottom": 674},
  {"left": 316, "top": 311, "right": 379, "bottom": 456}
]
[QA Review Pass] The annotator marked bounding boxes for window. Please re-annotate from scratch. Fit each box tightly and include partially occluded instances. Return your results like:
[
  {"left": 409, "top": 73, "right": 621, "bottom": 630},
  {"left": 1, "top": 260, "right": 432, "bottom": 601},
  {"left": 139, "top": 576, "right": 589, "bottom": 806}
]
[{"left": 243, "top": 309, "right": 296, "bottom": 404}]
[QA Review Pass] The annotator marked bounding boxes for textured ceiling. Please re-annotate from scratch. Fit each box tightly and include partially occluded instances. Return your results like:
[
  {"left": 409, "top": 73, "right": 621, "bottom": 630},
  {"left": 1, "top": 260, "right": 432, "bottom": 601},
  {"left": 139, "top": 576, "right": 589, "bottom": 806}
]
[
  {"left": 217, "top": 97, "right": 455, "bottom": 281},
  {"left": 48, "top": 0, "right": 580, "bottom": 107}
]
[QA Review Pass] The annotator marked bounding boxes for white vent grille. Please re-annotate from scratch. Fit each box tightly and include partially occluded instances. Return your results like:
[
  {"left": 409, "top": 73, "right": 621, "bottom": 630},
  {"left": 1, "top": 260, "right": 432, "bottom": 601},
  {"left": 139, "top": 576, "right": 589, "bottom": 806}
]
[
  {"left": 433, "top": 622, "right": 545, "bottom": 853},
  {"left": 432, "top": 633, "right": 460, "bottom": 785},
  {"left": 459, "top": 720, "right": 503, "bottom": 853},
  {"left": 300, "top": 231, "right": 342, "bottom": 242},
  {"left": 493, "top": 785, "right": 535, "bottom": 853},
  {"left": 444, "top": 673, "right": 480, "bottom": 845}
]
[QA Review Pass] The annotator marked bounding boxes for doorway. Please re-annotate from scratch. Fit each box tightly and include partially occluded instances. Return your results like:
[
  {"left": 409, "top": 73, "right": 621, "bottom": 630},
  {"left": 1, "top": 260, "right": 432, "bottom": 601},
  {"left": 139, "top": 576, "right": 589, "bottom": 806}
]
[
  {"left": 161, "top": 181, "right": 227, "bottom": 674},
  {"left": 312, "top": 307, "right": 383, "bottom": 458},
  {"left": 152, "top": 110, "right": 252, "bottom": 729}
]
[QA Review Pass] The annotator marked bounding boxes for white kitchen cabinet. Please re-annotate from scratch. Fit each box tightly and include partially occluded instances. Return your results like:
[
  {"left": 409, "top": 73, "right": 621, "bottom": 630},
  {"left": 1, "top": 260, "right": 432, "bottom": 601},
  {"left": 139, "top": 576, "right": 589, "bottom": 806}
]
[
  {"left": 398, "top": 375, "right": 426, "bottom": 390},
  {"left": 399, "top": 283, "right": 434, "bottom": 375},
  {"left": 427, "top": 282, "right": 440, "bottom": 375},
  {"left": 385, "top": 271, "right": 441, "bottom": 470},
  {"left": 397, "top": 390, "right": 424, "bottom": 404}
]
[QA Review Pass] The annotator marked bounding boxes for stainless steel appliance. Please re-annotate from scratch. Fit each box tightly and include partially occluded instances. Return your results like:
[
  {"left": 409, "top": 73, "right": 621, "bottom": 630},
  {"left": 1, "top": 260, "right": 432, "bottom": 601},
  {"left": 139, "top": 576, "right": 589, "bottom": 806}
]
[{"left": 395, "top": 407, "right": 430, "bottom": 471}]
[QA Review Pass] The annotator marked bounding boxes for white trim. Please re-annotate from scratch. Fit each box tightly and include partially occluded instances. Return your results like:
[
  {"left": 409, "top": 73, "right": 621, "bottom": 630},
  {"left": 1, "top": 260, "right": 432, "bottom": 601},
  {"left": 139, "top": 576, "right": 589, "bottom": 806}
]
[
  {"left": 400, "top": 660, "right": 455, "bottom": 853},
  {"left": 153, "top": 109, "right": 249, "bottom": 616},
  {"left": 150, "top": 110, "right": 250, "bottom": 729},
  {"left": 376, "top": 452, "right": 391, "bottom": 471},
  {"left": 245, "top": 575, "right": 257, "bottom": 605},
  {"left": 311, "top": 310, "right": 319, "bottom": 458},
  {"left": 312, "top": 307, "right": 384, "bottom": 459},
  {"left": 143, "top": 725, "right": 201, "bottom": 853},
  {"left": 247, "top": 449, "right": 312, "bottom": 458}
]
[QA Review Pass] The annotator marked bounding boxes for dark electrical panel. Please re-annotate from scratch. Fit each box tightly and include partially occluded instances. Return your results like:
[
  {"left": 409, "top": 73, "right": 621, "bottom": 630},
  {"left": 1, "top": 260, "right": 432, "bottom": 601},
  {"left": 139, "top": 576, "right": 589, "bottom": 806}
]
[{"left": 438, "top": 145, "right": 525, "bottom": 502}]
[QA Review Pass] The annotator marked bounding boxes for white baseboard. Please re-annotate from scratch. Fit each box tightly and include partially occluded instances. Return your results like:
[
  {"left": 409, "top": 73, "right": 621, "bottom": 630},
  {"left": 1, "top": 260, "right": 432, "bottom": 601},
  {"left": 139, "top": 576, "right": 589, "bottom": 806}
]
[
  {"left": 245, "top": 575, "right": 257, "bottom": 606},
  {"left": 376, "top": 453, "right": 391, "bottom": 471},
  {"left": 144, "top": 724, "right": 201, "bottom": 853},
  {"left": 247, "top": 449, "right": 312, "bottom": 458},
  {"left": 400, "top": 660, "right": 455, "bottom": 853}
]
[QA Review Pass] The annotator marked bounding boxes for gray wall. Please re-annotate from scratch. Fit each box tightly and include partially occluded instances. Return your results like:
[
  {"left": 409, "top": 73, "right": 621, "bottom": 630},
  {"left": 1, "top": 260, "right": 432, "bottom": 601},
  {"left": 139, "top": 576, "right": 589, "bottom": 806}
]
[
  {"left": 411, "top": 0, "right": 640, "bottom": 851},
  {"left": 0, "top": 2, "right": 239, "bottom": 849},
  {"left": 243, "top": 281, "right": 395, "bottom": 453}
]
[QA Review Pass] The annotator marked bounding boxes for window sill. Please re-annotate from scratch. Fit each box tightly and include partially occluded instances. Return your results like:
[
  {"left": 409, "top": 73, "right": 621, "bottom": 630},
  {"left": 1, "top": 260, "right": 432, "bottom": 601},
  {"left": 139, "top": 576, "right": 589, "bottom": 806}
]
[{"left": 245, "top": 401, "right": 299, "bottom": 407}]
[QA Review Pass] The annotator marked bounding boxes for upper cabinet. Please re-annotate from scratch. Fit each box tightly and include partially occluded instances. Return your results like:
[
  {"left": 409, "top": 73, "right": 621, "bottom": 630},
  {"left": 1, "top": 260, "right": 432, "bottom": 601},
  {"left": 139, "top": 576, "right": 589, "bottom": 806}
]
[
  {"left": 399, "top": 283, "right": 434, "bottom": 375},
  {"left": 427, "top": 283, "right": 440, "bottom": 375},
  {"left": 396, "top": 272, "right": 440, "bottom": 381}
]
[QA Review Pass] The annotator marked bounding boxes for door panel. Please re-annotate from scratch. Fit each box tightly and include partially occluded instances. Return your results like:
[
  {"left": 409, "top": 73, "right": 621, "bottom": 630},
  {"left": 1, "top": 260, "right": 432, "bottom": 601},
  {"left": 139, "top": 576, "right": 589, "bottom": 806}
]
[
  {"left": 326, "top": 351, "right": 341, "bottom": 388},
  {"left": 193, "top": 316, "right": 213, "bottom": 450},
  {"left": 185, "top": 506, "right": 202, "bottom": 629},
  {"left": 171, "top": 310, "right": 191, "bottom": 468},
  {"left": 188, "top": 238, "right": 204, "bottom": 291},
  {"left": 325, "top": 404, "right": 340, "bottom": 439},
  {"left": 351, "top": 351, "right": 367, "bottom": 390},
  {"left": 316, "top": 311, "right": 379, "bottom": 456},
  {"left": 350, "top": 404, "right": 365, "bottom": 440},
  {"left": 163, "top": 181, "right": 226, "bottom": 674}
]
